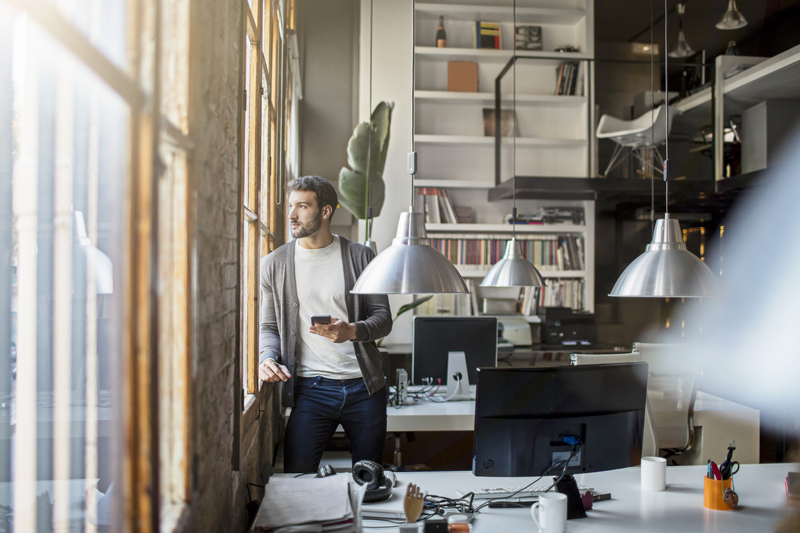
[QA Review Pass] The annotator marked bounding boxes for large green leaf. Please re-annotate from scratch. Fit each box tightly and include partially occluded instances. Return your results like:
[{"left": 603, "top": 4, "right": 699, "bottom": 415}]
[{"left": 338, "top": 101, "right": 394, "bottom": 220}]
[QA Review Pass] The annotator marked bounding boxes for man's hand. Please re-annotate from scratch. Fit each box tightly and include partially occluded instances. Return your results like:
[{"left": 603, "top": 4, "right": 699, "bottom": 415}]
[
  {"left": 259, "top": 359, "right": 291, "bottom": 383},
  {"left": 310, "top": 318, "right": 357, "bottom": 343}
]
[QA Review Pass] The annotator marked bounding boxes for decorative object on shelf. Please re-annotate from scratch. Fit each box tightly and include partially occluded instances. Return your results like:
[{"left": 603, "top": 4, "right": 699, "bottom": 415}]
[
  {"left": 447, "top": 61, "right": 478, "bottom": 92},
  {"left": 481, "top": 0, "right": 544, "bottom": 290},
  {"left": 474, "top": 21, "right": 502, "bottom": 49},
  {"left": 436, "top": 15, "right": 447, "bottom": 48},
  {"left": 609, "top": 0, "right": 720, "bottom": 299},
  {"left": 482, "top": 108, "right": 515, "bottom": 137},
  {"left": 716, "top": 0, "right": 747, "bottom": 30},
  {"left": 352, "top": 0, "right": 468, "bottom": 295},
  {"left": 515, "top": 25, "right": 541, "bottom": 51},
  {"left": 725, "top": 40, "right": 740, "bottom": 56},
  {"left": 668, "top": 3, "right": 695, "bottom": 59}
]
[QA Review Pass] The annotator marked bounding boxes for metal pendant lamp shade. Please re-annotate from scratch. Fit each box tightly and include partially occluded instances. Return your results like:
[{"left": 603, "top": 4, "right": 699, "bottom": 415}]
[
  {"left": 669, "top": 4, "right": 694, "bottom": 58},
  {"left": 716, "top": 0, "right": 747, "bottom": 30},
  {"left": 352, "top": 210, "right": 469, "bottom": 294},
  {"left": 609, "top": 216, "right": 719, "bottom": 298},
  {"left": 481, "top": 238, "right": 545, "bottom": 287}
]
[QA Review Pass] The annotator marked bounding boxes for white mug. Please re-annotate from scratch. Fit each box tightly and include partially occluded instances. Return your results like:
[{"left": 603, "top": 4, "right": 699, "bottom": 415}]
[
  {"left": 641, "top": 456, "right": 667, "bottom": 491},
  {"left": 530, "top": 492, "right": 567, "bottom": 533}
]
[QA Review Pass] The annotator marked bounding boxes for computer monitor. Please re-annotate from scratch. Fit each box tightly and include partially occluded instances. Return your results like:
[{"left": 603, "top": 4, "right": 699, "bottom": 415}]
[
  {"left": 412, "top": 316, "right": 498, "bottom": 386},
  {"left": 473, "top": 363, "right": 648, "bottom": 516},
  {"left": 474, "top": 363, "right": 647, "bottom": 477}
]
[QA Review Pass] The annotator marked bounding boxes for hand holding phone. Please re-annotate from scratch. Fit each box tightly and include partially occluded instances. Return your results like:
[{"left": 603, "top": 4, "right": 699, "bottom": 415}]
[{"left": 311, "top": 315, "right": 332, "bottom": 325}]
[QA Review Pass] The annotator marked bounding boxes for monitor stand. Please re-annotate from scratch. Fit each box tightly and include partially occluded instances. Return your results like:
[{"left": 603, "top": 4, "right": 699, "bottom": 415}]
[
  {"left": 446, "top": 351, "right": 470, "bottom": 401},
  {"left": 556, "top": 475, "right": 588, "bottom": 519}
]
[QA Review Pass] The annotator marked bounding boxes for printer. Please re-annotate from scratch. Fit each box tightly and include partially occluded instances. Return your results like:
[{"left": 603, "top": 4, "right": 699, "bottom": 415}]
[
  {"left": 539, "top": 307, "right": 596, "bottom": 346},
  {"left": 497, "top": 316, "right": 533, "bottom": 346}
]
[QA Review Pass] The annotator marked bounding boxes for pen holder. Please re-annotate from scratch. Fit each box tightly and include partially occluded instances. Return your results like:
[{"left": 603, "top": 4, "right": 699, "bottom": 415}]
[{"left": 703, "top": 476, "right": 733, "bottom": 511}]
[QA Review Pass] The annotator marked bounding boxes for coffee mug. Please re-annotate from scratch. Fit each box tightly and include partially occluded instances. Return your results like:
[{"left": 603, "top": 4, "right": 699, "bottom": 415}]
[
  {"left": 641, "top": 456, "right": 667, "bottom": 491},
  {"left": 530, "top": 492, "right": 567, "bottom": 533}
]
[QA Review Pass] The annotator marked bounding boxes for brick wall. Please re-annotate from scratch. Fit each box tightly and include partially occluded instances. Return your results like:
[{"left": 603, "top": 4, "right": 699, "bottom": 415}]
[{"left": 187, "top": 1, "right": 279, "bottom": 531}]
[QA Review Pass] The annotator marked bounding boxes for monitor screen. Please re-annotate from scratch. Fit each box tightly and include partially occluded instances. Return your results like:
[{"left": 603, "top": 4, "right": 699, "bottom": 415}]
[
  {"left": 473, "top": 363, "right": 648, "bottom": 477},
  {"left": 412, "top": 316, "right": 498, "bottom": 386}
]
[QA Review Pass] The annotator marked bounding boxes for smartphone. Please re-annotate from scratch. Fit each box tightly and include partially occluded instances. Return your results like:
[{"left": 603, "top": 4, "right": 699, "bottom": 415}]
[{"left": 311, "top": 315, "right": 332, "bottom": 325}]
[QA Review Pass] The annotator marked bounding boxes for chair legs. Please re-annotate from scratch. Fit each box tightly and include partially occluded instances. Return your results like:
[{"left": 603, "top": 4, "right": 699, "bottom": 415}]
[
  {"left": 602, "top": 143, "right": 628, "bottom": 177},
  {"left": 603, "top": 144, "right": 665, "bottom": 178}
]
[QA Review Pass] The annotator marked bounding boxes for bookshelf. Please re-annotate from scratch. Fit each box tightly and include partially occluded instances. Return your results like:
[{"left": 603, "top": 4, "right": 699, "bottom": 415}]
[{"left": 409, "top": 0, "right": 595, "bottom": 316}]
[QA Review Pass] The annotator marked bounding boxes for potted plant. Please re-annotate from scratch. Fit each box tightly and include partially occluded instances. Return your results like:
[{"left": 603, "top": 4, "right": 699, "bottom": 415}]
[{"left": 338, "top": 101, "right": 394, "bottom": 243}]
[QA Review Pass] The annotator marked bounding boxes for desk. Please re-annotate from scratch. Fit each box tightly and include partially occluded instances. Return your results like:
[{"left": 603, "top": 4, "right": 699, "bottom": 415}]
[
  {"left": 386, "top": 391, "right": 760, "bottom": 465},
  {"left": 362, "top": 463, "right": 796, "bottom": 532}
]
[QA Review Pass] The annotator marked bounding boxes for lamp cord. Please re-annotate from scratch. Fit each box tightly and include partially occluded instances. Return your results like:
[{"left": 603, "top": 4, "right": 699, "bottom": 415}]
[
  {"left": 663, "top": 0, "right": 670, "bottom": 216},
  {"left": 512, "top": 0, "right": 517, "bottom": 241},
  {"left": 365, "top": 0, "right": 374, "bottom": 238},
  {"left": 650, "top": 0, "right": 654, "bottom": 233},
  {"left": 410, "top": 0, "right": 416, "bottom": 209}
]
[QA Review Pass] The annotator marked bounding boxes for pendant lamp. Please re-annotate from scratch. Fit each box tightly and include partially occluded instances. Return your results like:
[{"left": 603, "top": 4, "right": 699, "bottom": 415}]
[
  {"left": 480, "top": 0, "right": 544, "bottom": 289},
  {"left": 716, "top": 0, "right": 747, "bottom": 30},
  {"left": 668, "top": 3, "right": 695, "bottom": 59},
  {"left": 352, "top": 0, "right": 468, "bottom": 295},
  {"left": 609, "top": 0, "right": 720, "bottom": 299}
]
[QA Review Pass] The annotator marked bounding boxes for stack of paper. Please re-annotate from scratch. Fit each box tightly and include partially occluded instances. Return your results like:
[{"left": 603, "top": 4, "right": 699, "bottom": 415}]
[{"left": 253, "top": 475, "right": 365, "bottom": 532}]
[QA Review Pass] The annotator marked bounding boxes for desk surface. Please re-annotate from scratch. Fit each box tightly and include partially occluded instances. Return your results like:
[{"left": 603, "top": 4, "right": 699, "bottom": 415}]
[
  {"left": 387, "top": 390, "right": 755, "bottom": 433},
  {"left": 362, "top": 463, "right": 796, "bottom": 532}
]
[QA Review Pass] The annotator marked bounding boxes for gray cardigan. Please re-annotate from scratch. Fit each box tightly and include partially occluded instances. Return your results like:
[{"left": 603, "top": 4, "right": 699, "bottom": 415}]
[{"left": 259, "top": 236, "right": 392, "bottom": 407}]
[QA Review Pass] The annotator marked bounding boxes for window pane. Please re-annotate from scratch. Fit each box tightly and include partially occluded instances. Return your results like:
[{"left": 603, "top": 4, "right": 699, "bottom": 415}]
[
  {"left": 5, "top": 11, "right": 128, "bottom": 530},
  {"left": 243, "top": 36, "right": 253, "bottom": 209}
]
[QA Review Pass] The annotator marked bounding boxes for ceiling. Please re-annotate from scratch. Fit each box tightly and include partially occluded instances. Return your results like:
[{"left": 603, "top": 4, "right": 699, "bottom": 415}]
[{"left": 595, "top": 0, "right": 800, "bottom": 59}]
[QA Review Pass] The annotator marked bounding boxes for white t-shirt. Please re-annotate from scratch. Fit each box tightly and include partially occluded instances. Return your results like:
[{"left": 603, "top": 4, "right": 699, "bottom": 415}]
[{"left": 294, "top": 235, "right": 361, "bottom": 379}]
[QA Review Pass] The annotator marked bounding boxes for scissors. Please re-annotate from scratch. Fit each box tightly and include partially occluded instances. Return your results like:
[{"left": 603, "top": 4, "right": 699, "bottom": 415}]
[{"left": 719, "top": 440, "right": 740, "bottom": 480}]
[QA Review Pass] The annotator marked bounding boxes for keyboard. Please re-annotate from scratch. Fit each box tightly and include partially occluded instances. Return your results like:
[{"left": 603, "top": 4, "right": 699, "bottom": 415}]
[{"left": 458, "top": 484, "right": 593, "bottom": 500}]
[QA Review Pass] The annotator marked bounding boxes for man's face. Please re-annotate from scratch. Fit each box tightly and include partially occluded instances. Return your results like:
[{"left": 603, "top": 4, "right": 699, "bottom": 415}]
[{"left": 288, "top": 190, "right": 324, "bottom": 239}]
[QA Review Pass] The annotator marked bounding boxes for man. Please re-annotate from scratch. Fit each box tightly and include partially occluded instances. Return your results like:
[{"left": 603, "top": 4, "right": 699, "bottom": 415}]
[{"left": 259, "top": 175, "right": 392, "bottom": 473}]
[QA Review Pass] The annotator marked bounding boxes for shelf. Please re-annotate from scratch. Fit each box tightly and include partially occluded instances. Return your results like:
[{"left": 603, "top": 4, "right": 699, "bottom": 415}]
[
  {"left": 426, "top": 223, "right": 587, "bottom": 233},
  {"left": 414, "top": 179, "right": 495, "bottom": 189},
  {"left": 415, "top": 46, "right": 591, "bottom": 62},
  {"left": 488, "top": 176, "right": 716, "bottom": 202},
  {"left": 415, "top": 90, "right": 585, "bottom": 106},
  {"left": 415, "top": 3, "right": 586, "bottom": 25},
  {"left": 455, "top": 266, "right": 587, "bottom": 278},
  {"left": 415, "top": 134, "right": 586, "bottom": 146}
]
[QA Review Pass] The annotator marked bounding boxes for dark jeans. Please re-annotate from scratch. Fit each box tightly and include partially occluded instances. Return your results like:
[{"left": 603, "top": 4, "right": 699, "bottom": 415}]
[{"left": 284, "top": 376, "right": 387, "bottom": 474}]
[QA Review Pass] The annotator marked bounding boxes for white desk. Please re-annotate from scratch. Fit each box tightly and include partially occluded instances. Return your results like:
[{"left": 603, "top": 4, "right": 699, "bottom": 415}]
[
  {"left": 362, "top": 463, "right": 796, "bottom": 532},
  {"left": 387, "top": 391, "right": 760, "bottom": 465}
]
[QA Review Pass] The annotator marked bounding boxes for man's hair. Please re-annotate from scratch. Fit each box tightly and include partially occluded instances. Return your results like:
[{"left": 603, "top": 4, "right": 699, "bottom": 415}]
[{"left": 287, "top": 175, "right": 338, "bottom": 216}]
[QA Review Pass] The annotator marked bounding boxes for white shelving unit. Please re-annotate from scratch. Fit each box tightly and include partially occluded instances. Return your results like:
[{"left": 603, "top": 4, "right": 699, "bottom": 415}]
[{"left": 412, "top": 0, "right": 595, "bottom": 313}]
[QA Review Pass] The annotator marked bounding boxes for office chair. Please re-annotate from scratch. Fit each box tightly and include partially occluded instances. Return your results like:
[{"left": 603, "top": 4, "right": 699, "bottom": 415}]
[
  {"left": 632, "top": 342, "right": 700, "bottom": 456},
  {"left": 596, "top": 105, "right": 681, "bottom": 178},
  {"left": 570, "top": 351, "right": 658, "bottom": 457}
]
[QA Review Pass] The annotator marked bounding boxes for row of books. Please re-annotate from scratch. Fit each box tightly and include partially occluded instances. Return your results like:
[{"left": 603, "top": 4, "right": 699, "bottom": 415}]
[
  {"left": 521, "top": 279, "right": 585, "bottom": 315},
  {"left": 429, "top": 235, "right": 585, "bottom": 271},
  {"left": 555, "top": 61, "right": 582, "bottom": 96},
  {"left": 417, "top": 187, "right": 473, "bottom": 224}
]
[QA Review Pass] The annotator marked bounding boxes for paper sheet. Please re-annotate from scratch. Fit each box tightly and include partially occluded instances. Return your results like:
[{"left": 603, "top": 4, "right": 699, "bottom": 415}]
[{"left": 255, "top": 475, "right": 353, "bottom": 531}]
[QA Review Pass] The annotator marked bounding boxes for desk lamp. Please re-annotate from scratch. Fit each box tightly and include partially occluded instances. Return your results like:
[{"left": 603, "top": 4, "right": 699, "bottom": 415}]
[
  {"left": 352, "top": 0, "right": 468, "bottom": 295},
  {"left": 609, "top": 0, "right": 720, "bottom": 298},
  {"left": 480, "top": 0, "right": 545, "bottom": 289}
]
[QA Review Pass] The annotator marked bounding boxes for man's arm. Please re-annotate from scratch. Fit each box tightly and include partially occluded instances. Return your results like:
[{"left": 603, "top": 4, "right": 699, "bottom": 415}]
[
  {"left": 259, "top": 257, "right": 291, "bottom": 382},
  {"left": 351, "top": 292, "right": 392, "bottom": 342}
]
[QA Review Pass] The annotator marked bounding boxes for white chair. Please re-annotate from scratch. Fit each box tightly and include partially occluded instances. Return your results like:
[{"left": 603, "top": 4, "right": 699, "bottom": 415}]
[
  {"left": 632, "top": 342, "right": 700, "bottom": 455},
  {"left": 596, "top": 105, "right": 682, "bottom": 178},
  {"left": 570, "top": 351, "right": 658, "bottom": 457}
]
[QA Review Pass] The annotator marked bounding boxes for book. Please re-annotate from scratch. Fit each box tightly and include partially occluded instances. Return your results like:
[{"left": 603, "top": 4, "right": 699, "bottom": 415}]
[
  {"left": 515, "top": 25, "right": 542, "bottom": 51},
  {"left": 438, "top": 188, "right": 459, "bottom": 224},
  {"left": 482, "top": 108, "right": 515, "bottom": 137},
  {"left": 422, "top": 187, "right": 441, "bottom": 223},
  {"left": 474, "top": 21, "right": 501, "bottom": 49},
  {"left": 454, "top": 206, "right": 474, "bottom": 224}
]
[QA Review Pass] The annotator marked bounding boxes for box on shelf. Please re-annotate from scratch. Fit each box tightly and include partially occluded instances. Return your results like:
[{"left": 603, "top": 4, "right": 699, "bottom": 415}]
[
  {"left": 515, "top": 25, "right": 542, "bottom": 51},
  {"left": 447, "top": 61, "right": 478, "bottom": 92}
]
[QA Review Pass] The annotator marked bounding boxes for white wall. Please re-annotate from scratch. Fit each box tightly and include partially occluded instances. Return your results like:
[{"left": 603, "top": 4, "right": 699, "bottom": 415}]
[{"left": 359, "top": 0, "right": 415, "bottom": 343}]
